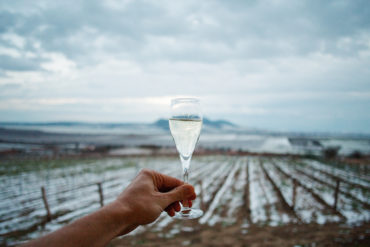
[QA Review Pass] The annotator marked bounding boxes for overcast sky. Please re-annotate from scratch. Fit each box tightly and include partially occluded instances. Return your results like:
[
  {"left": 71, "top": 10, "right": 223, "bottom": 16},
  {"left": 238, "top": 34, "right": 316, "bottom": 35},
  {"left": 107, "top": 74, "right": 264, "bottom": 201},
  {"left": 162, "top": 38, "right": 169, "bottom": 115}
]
[{"left": 0, "top": 0, "right": 369, "bottom": 133}]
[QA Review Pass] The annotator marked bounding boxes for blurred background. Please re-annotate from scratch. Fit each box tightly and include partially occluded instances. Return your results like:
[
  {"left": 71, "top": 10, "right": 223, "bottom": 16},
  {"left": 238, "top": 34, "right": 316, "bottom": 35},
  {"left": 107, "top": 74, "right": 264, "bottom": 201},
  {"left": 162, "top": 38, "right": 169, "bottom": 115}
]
[{"left": 0, "top": 0, "right": 369, "bottom": 246}]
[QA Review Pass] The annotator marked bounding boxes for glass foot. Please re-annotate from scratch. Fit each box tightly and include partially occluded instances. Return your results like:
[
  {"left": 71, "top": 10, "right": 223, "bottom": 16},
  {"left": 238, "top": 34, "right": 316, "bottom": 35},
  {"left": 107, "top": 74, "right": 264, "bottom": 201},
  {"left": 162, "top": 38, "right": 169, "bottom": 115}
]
[{"left": 173, "top": 208, "right": 203, "bottom": 219}]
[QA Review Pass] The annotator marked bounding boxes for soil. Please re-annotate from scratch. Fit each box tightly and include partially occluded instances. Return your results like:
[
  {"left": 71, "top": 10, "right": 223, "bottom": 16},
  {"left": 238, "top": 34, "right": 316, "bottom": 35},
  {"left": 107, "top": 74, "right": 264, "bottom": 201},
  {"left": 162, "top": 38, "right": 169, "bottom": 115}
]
[{"left": 110, "top": 222, "right": 370, "bottom": 247}]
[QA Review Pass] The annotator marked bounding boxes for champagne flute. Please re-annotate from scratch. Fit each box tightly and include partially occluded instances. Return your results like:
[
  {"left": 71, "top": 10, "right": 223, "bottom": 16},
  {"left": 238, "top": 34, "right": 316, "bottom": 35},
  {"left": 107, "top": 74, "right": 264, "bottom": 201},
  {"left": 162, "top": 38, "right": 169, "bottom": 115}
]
[{"left": 169, "top": 98, "right": 203, "bottom": 219}]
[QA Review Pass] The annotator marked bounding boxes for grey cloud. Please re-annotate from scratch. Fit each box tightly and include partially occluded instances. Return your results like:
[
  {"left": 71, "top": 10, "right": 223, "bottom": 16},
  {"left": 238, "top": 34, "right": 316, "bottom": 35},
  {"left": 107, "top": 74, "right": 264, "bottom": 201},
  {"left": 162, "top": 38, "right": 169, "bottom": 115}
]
[
  {"left": 0, "top": 10, "right": 17, "bottom": 33},
  {"left": 0, "top": 55, "right": 42, "bottom": 71},
  {"left": 3, "top": 1, "right": 176, "bottom": 54},
  {"left": 1, "top": 0, "right": 369, "bottom": 69}
]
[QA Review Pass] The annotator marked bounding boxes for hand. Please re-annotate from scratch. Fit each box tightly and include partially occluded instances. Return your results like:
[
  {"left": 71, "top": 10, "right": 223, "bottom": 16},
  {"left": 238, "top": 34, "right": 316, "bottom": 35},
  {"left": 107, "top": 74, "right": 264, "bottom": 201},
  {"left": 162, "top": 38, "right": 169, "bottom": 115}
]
[
  {"left": 21, "top": 169, "right": 195, "bottom": 247},
  {"left": 114, "top": 169, "right": 196, "bottom": 234}
]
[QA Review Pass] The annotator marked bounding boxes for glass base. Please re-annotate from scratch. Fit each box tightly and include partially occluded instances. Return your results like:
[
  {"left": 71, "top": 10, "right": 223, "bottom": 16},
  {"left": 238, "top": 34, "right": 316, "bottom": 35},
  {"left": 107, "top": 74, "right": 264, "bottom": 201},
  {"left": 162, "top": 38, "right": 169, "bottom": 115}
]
[{"left": 173, "top": 208, "right": 203, "bottom": 219}]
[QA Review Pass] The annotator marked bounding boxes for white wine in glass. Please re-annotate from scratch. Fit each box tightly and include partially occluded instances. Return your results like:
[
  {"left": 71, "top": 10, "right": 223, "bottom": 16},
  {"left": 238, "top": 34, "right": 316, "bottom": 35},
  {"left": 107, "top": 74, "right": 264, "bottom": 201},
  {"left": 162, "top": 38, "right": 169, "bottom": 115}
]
[{"left": 169, "top": 98, "right": 203, "bottom": 219}]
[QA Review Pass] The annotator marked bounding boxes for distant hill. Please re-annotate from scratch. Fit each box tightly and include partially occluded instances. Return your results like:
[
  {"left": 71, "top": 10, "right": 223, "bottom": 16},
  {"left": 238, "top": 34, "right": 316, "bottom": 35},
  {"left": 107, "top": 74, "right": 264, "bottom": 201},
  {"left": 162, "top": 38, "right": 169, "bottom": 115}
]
[
  {"left": 152, "top": 119, "right": 169, "bottom": 130},
  {"left": 202, "top": 118, "right": 236, "bottom": 128},
  {"left": 1, "top": 118, "right": 236, "bottom": 129},
  {"left": 152, "top": 117, "right": 236, "bottom": 130},
  {"left": 1, "top": 120, "right": 370, "bottom": 139}
]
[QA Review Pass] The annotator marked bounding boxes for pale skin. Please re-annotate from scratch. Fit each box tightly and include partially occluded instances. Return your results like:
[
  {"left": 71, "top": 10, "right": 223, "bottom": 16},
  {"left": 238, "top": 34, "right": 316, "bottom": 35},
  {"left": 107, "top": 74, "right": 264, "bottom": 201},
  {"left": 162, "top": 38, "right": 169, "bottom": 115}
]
[{"left": 21, "top": 169, "right": 196, "bottom": 247}]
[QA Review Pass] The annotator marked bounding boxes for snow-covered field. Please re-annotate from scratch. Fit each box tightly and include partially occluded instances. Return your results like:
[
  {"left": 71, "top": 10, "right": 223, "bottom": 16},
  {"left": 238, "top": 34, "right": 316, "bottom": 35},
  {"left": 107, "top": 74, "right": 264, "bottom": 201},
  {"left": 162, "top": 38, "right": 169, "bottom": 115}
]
[{"left": 1, "top": 156, "right": 369, "bottom": 246}]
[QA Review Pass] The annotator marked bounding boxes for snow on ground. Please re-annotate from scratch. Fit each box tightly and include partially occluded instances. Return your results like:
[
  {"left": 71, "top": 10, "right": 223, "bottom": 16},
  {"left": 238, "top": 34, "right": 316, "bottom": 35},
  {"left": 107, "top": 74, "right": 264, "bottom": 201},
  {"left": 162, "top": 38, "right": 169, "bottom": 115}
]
[{"left": 1, "top": 156, "right": 369, "bottom": 245}]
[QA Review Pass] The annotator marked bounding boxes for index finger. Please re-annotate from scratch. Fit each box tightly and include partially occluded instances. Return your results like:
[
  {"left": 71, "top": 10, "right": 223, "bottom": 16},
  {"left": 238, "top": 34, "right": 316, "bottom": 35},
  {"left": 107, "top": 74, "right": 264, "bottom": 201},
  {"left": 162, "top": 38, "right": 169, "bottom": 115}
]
[{"left": 151, "top": 170, "right": 184, "bottom": 192}]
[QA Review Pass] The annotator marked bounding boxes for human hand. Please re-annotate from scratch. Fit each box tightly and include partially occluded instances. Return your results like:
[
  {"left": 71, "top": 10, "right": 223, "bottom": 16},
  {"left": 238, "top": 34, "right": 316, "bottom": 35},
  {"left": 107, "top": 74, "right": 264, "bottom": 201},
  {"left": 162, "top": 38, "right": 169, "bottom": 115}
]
[
  {"left": 113, "top": 169, "right": 196, "bottom": 234},
  {"left": 20, "top": 169, "right": 196, "bottom": 247}
]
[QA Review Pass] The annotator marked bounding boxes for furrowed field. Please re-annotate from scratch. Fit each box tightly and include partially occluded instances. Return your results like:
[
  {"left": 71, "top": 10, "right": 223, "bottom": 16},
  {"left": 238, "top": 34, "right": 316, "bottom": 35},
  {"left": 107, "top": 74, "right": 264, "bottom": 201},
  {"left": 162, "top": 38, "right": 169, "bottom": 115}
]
[{"left": 1, "top": 155, "right": 369, "bottom": 246}]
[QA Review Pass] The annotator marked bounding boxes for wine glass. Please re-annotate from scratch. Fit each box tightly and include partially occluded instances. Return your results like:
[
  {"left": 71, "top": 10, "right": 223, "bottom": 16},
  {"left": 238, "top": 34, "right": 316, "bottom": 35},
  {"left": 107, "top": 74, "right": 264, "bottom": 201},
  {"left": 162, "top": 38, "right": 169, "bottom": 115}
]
[{"left": 169, "top": 98, "right": 203, "bottom": 219}]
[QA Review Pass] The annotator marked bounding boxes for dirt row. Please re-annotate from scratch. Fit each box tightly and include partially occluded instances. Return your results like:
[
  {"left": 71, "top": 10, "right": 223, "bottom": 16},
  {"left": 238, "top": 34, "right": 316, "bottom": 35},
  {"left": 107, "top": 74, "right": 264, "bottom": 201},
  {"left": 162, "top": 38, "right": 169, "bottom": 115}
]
[{"left": 110, "top": 222, "right": 370, "bottom": 247}]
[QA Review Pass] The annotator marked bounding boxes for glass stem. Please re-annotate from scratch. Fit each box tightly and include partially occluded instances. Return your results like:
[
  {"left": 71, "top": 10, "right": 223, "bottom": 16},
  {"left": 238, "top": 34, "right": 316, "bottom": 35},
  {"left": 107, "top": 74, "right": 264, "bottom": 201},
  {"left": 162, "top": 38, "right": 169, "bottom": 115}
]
[
  {"left": 183, "top": 167, "right": 189, "bottom": 184},
  {"left": 180, "top": 155, "right": 191, "bottom": 210},
  {"left": 180, "top": 155, "right": 191, "bottom": 183}
]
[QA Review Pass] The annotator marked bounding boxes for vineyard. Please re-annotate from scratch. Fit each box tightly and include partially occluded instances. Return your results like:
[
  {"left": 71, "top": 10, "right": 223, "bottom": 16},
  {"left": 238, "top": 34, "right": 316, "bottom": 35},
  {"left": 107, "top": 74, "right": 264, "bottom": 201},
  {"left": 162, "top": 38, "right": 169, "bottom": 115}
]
[{"left": 1, "top": 155, "right": 369, "bottom": 246}]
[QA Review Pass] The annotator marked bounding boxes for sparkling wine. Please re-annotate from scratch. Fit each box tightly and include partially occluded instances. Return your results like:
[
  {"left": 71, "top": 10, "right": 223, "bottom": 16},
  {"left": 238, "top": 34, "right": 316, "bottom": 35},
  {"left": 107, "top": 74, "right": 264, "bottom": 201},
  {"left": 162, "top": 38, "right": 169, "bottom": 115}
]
[{"left": 169, "top": 118, "right": 202, "bottom": 159}]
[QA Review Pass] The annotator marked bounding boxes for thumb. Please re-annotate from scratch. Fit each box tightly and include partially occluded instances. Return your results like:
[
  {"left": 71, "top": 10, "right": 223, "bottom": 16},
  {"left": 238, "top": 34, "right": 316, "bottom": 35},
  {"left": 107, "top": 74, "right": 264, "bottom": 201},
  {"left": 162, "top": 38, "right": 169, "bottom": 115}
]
[{"left": 160, "top": 184, "right": 196, "bottom": 208}]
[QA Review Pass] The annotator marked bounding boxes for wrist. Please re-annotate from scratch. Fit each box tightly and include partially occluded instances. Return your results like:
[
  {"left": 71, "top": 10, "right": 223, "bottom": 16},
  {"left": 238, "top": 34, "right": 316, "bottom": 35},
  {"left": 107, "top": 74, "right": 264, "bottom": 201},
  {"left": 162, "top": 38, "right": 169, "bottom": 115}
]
[{"left": 105, "top": 200, "right": 137, "bottom": 237}]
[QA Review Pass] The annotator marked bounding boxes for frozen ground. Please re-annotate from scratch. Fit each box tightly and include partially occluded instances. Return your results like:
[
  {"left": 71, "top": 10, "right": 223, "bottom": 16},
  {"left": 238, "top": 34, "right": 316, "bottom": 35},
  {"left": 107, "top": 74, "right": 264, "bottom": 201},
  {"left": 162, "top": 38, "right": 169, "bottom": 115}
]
[{"left": 0, "top": 155, "right": 369, "bottom": 246}]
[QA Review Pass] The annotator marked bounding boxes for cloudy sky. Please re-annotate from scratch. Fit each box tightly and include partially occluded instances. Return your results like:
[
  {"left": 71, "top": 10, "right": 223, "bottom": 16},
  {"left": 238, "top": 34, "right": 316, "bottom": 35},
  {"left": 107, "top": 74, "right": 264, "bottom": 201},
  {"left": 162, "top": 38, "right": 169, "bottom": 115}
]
[{"left": 0, "top": 0, "right": 369, "bottom": 133}]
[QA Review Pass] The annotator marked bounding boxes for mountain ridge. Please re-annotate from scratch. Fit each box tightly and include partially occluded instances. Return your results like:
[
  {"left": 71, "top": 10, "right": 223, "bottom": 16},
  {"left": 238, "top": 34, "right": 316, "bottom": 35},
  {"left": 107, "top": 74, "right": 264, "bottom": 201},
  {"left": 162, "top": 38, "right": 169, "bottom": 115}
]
[
  {"left": 153, "top": 117, "right": 236, "bottom": 130},
  {"left": 1, "top": 121, "right": 370, "bottom": 139},
  {"left": 0, "top": 117, "right": 236, "bottom": 128}
]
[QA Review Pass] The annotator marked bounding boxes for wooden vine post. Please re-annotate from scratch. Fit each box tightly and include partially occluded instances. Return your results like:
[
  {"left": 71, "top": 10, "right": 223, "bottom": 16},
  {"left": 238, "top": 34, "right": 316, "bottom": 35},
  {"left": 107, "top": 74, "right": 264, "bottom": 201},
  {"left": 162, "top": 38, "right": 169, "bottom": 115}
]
[
  {"left": 97, "top": 182, "right": 104, "bottom": 207},
  {"left": 292, "top": 178, "right": 297, "bottom": 209},
  {"left": 333, "top": 180, "right": 340, "bottom": 210},
  {"left": 41, "top": 186, "right": 51, "bottom": 221}
]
